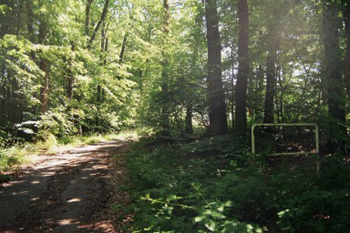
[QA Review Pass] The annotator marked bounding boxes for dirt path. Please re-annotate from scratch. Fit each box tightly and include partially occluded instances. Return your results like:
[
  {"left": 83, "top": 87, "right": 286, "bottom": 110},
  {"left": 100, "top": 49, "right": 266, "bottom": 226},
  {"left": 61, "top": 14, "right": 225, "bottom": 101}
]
[{"left": 0, "top": 140, "right": 128, "bottom": 233}]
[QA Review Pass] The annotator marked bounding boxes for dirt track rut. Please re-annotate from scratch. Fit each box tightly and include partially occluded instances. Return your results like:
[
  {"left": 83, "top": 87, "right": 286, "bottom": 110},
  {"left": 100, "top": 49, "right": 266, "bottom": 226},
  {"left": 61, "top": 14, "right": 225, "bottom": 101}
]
[{"left": 0, "top": 140, "right": 127, "bottom": 233}]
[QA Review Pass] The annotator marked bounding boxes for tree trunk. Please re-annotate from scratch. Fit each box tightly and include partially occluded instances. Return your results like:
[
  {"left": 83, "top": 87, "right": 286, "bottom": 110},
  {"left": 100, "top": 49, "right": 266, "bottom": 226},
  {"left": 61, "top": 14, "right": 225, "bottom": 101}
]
[
  {"left": 25, "top": 0, "right": 35, "bottom": 43},
  {"left": 185, "top": 106, "right": 194, "bottom": 134},
  {"left": 67, "top": 43, "right": 75, "bottom": 100},
  {"left": 97, "top": 85, "right": 102, "bottom": 103},
  {"left": 323, "top": 0, "right": 345, "bottom": 122},
  {"left": 101, "top": 21, "right": 109, "bottom": 65},
  {"left": 263, "top": 27, "right": 278, "bottom": 123},
  {"left": 344, "top": 2, "right": 350, "bottom": 102},
  {"left": 87, "top": 0, "right": 109, "bottom": 49},
  {"left": 159, "top": 0, "right": 171, "bottom": 137},
  {"left": 39, "top": 16, "right": 49, "bottom": 114},
  {"left": 40, "top": 60, "right": 50, "bottom": 114},
  {"left": 255, "top": 65, "right": 264, "bottom": 120},
  {"left": 0, "top": 65, "right": 6, "bottom": 123},
  {"left": 10, "top": 75, "right": 20, "bottom": 123},
  {"left": 119, "top": 33, "right": 128, "bottom": 63},
  {"left": 230, "top": 69, "right": 235, "bottom": 130},
  {"left": 322, "top": 0, "right": 346, "bottom": 150},
  {"left": 275, "top": 51, "right": 283, "bottom": 123},
  {"left": 97, "top": 22, "right": 108, "bottom": 105},
  {"left": 85, "top": 0, "right": 94, "bottom": 36},
  {"left": 234, "top": 0, "right": 249, "bottom": 132},
  {"left": 16, "top": 0, "right": 22, "bottom": 36},
  {"left": 204, "top": 0, "right": 228, "bottom": 136}
]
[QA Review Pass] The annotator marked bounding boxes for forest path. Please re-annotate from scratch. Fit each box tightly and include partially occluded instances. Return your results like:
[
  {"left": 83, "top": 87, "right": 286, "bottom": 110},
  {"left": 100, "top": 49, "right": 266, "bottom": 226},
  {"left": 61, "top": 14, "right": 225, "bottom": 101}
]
[{"left": 0, "top": 140, "right": 128, "bottom": 233}]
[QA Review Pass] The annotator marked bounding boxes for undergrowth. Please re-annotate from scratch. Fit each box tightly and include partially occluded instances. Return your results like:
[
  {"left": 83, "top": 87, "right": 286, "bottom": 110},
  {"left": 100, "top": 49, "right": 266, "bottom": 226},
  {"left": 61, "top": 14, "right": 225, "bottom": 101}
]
[
  {"left": 0, "top": 130, "right": 138, "bottom": 175},
  {"left": 121, "top": 135, "right": 350, "bottom": 232}
]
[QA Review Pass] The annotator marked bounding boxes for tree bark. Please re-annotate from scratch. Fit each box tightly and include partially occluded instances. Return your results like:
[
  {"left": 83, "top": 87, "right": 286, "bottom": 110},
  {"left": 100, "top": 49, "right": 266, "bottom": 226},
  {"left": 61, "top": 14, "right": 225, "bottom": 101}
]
[
  {"left": 344, "top": 2, "right": 350, "bottom": 102},
  {"left": 322, "top": 0, "right": 346, "bottom": 151},
  {"left": 87, "top": 0, "right": 109, "bottom": 49},
  {"left": 119, "top": 33, "right": 128, "bottom": 63},
  {"left": 85, "top": 0, "right": 94, "bottom": 36},
  {"left": 67, "top": 43, "right": 75, "bottom": 100},
  {"left": 97, "top": 22, "right": 108, "bottom": 105},
  {"left": 263, "top": 27, "right": 278, "bottom": 123},
  {"left": 323, "top": 1, "right": 346, "bottom": 122},
  {"left": 40, "top": 60, "right": 50, "bottom": 114},
  {"left": 0, "top": 65, "right": 6, "bottom": 123},
  {"left": 10, "top": 75, "right": 20, "bottom": 123},
  {"left": 185, "top": 106, "right": 194, "bottom": 134},
  {"left": 204, "top": 0, "right": 228, "bottom": 136},
  {"left": 234, "top": 0, "right": 249, "bottom": 132},
  {"left": 39, "top": 16, "right": 50, "bottom": 114},
  {"left": 25, "top": 0, "right": 35, "bottom": 43},
  {"left": 159, "top": 0, "right": 171, "bottom": 137},
  {"left": 16, "top": 0, "right": 22, "bottom": 36}
]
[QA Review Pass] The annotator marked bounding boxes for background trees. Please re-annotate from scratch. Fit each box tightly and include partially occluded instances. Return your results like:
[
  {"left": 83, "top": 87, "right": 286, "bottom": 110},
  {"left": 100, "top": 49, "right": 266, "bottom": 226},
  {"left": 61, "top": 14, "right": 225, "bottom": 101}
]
[
  {"left": 234, "top": 0, "right": 249, "bottom": 132},
  {"left": 0, "top": 1, "right": 350, "bottom": 231},
  {"left": 205, "top": 0, "right": 228, "bottom": 136},
  {"left": 0, "top": 0, "right": 348, "bottom": 152}
]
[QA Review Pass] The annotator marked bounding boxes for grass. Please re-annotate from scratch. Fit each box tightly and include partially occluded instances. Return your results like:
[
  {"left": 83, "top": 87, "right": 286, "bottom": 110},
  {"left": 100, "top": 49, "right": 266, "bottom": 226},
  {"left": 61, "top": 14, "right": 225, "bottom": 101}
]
[
  {"left": 0, "top": 130, "right": 140, "bottom": 175},
  {"left": 0, "top": 147, "right": 31, "bottom": 173}
]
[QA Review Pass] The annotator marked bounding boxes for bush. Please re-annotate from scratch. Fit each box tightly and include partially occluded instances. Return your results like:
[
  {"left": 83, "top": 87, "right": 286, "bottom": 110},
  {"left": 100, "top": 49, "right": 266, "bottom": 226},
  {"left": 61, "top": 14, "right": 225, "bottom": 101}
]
[
  {"left": 122, "top": 135, "right": 350, "bottom": 232},
  {"left": 123, "top": 136, "right": 264, "bottom": 232},
  {"left": 278, "top": 189, "right": 350, "bottom": 233},
  {"left": 0, "top": 128, "right": 17, "bottom": 147},
  {"left": 39, "top": 109, "right": 77, "bottom": 139},
  {"left": 0, "top": 149, "right": 21, "bottom": 172},
  {"left": 35, "top": 133, "right": 58, "bottom": 151}
]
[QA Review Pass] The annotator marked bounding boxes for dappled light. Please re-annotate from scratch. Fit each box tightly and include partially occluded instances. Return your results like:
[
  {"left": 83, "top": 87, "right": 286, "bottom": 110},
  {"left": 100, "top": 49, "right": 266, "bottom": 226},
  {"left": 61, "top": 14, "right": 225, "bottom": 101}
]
[
  {"left": 67, "top": 198, "right": 82, "bottom": 203},
  {"left": 0, "top": 140, "right": 126, "bottom": 232},
  {"left": 0, "top": 0, "right": 349, "bottom": 232}
]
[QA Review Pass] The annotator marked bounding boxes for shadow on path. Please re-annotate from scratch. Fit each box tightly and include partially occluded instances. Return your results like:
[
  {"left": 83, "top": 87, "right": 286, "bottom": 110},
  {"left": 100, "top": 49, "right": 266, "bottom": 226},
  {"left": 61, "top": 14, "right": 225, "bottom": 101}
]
[{"left": 0, "top": 140, "right": 126, "bottom": 233}]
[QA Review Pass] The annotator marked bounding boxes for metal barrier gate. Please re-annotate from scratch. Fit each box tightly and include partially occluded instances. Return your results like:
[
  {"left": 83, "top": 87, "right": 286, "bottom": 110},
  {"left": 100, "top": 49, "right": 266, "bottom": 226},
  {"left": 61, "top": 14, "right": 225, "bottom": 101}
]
[{"left": 251, "top": 123, "right": 320, "bottom": 174}]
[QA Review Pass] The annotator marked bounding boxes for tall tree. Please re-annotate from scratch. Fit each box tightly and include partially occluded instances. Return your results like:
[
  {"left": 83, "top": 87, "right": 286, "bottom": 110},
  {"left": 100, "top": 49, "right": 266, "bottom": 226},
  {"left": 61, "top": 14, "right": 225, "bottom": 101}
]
[
  {"left": 234, "top": 0, "right": 249, "bottom": 132},
  {"left": 67, "top": 43, "right": 75, "bottom": 100},
  {"left": 85, "top": 0, "right": 94, "bottom": 36},
  {"left": 204, "top": 0, "right": 228, "bottom": 135},
  {"left": 322, "top": 0, "right": 346, "bottom": 149},
  {"left": 343, "top": 1, "right": 350, "bottom": 101},
  {"left": 25, "top": 0, "right": 35, "bottom": 43},
  {"left": 87, "top": 0, "right": 110, "bottom": 49},
  {"left": 263, "top": 25, "right": 278, "bottom": 124},
  {"left": 159, "top": 0, "right": 171, "bottom": 136},
  {"left": 119, "top": 33, "right": 128, "bottom": 63},
  {"left": 39, "top": 15, "right": 50, "bottom": 114}
]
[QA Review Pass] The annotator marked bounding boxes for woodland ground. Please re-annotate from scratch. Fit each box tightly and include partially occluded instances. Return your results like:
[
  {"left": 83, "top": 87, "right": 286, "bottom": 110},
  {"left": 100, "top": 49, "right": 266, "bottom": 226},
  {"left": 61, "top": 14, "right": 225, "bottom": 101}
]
[
  {"left": 0, "top": 133, "right": 349, "bottom": 232},
  {"left": 0, "top": 140, "right": 130, "bottom": 233}
]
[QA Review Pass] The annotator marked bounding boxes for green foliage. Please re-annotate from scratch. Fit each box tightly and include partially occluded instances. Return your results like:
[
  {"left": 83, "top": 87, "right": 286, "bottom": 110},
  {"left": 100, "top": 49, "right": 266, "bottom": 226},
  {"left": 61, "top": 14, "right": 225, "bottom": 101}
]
[
  {"left": 122, "top": 134, "right": 350, "bottom": 232},
  {"left": 278, "top": 189, "right": 350, "bottom": 233},
  {"left": 0, "top": 132, "right": 122, "bottom": 175},
  {"left": 0, "top": 0, "right": 349, "bottom": 230},
  {"left": 83, "top": 135, "right": 106, "bottom": 145},
  {"left": 40, "top": 109, "right": 77, "bottom": 138},
  {"left": 0, "top": 128, "right": 16, "bottom": 147},
  {"left": 123, "top": 136, "right": 264, "bottom": 232},
  {"left": 0, "top": 150, "right": 21, "bottom": 172},
  {"left": 277, "top": 163, "right": 350, "bottom": 232}
]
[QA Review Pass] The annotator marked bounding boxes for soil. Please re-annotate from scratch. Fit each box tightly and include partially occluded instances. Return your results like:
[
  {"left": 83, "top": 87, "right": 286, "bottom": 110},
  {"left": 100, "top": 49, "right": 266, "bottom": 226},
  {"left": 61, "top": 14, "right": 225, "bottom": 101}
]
[{"left": 0, "top": 140, "right": 130, "bottom": 233}]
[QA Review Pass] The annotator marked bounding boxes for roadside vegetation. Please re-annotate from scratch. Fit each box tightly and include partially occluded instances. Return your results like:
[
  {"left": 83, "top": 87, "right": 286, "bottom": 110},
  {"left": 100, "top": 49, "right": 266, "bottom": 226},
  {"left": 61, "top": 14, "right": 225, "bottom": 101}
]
[
  {"left": 120, "top": 134, "right": 350, "bottom": 232},
  {"left": 0, "top": 131, "right": 138, "bottom": 181},
  {"left": 1, "top": 0, "right": 350, "bottom": 232}
]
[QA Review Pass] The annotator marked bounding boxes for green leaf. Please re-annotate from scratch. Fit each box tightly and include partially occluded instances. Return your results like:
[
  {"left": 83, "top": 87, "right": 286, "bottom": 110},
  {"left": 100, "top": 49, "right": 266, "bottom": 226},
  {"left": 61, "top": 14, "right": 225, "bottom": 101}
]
[
  {"left": 204, "top": 219, "right": 217, "bottom": 232},
  {"left": 194, "top": 215, "right": 206, "bottom": 223}
]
